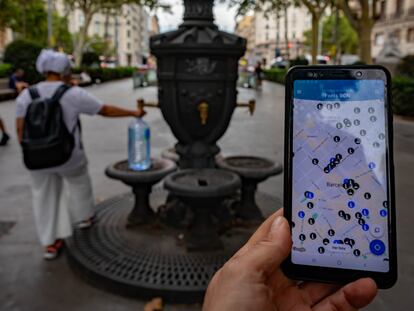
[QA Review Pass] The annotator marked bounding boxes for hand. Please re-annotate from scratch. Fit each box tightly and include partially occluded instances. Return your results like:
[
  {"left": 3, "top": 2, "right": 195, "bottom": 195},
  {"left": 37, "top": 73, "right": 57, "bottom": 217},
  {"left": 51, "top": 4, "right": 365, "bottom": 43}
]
[
  {"left": 134, "top": 108, "right": 146, "bottom": 118},
  {"left": 203, "top": 209, "right": 378, "bottom": 311}
]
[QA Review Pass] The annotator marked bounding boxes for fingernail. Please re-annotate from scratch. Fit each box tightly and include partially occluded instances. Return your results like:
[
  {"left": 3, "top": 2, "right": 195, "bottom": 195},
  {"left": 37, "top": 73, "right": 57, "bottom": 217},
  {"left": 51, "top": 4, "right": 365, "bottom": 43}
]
[{"left": 270, "top": 216, "right": 284, "bottom": 234}]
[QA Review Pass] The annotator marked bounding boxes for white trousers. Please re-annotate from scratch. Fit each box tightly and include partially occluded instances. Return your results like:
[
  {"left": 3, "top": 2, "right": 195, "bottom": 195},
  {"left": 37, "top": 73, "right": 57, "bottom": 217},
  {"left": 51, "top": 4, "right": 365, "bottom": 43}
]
[{"left": 29, "top": 165, "right": 95, "bottom": 246}]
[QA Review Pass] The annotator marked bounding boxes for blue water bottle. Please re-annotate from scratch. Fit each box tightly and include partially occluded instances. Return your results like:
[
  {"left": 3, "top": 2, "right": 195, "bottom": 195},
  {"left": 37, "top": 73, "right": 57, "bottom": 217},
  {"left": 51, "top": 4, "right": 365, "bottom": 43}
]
[{"left": 128, "top": 117, "right": 151, "bottom": 171}]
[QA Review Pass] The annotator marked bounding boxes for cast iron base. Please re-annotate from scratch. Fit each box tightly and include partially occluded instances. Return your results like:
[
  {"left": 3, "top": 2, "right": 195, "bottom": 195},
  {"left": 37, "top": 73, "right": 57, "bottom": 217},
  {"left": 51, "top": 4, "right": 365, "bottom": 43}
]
[{"left": 65, "top": 190, "right": 281, "bottom": 303}]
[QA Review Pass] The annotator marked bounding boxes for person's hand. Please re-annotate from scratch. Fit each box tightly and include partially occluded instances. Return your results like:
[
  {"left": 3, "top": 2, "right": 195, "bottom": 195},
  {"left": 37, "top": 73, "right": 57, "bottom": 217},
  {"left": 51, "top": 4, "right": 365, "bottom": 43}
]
[
  {"left": 203, "top": 209, "right": 378, "bottom": 311},
  {"left": 134, "top": 108, "right": 147, "bottom": 118}
]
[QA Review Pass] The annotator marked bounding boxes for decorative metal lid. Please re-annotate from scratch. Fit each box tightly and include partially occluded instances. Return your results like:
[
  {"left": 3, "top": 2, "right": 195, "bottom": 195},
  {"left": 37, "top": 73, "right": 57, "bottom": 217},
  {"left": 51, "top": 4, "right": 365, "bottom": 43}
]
[
  {"left": 150, "top": 0, "right": 246, "bottom": 55},
  {"left": 182, "top": 0, "right": 215, "bottom": 26}
]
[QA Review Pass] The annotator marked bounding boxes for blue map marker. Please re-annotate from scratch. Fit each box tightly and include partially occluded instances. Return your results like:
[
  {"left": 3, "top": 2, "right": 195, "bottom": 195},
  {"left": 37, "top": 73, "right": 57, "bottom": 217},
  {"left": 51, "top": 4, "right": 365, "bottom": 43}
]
[{"left": 370, "top": 239, "right": 386, "bottom": 256}]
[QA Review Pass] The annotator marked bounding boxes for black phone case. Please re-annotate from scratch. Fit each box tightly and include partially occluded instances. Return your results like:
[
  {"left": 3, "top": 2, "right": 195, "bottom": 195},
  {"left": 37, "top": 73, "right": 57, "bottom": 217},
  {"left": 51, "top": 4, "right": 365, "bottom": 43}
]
[{"left": 282, "top": 65, "right": 397, "bottom": 289}]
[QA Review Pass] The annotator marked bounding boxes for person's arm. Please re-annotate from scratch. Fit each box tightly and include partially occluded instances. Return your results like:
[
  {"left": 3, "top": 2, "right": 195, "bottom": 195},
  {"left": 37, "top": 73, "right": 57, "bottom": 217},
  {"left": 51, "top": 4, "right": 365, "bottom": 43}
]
[
  {"left": 98, "top": 104, "right": 145, "bottom": 118},
  {"left": 16, "top": 118, "right": 24, "bottom": 144}
]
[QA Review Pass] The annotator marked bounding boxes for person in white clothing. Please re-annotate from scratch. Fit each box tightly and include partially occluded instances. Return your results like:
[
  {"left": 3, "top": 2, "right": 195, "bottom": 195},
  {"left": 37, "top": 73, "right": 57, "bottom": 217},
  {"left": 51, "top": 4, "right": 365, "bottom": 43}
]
[{"left": 15, "top": 49, "right": 145, "bottom": 260}]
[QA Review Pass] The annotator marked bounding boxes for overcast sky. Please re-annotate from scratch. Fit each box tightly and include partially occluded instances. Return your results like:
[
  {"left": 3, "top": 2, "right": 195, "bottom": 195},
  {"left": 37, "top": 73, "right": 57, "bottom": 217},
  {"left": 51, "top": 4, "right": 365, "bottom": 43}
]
[{"left": 157, "top": 0, "right": 237, "bottom": 33}]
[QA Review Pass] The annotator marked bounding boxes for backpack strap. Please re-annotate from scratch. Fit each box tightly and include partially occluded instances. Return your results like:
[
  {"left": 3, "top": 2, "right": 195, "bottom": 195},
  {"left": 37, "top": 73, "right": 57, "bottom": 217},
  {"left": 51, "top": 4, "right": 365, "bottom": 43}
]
[
  {"left": 28, "top": 87, "right": 40, "bottom": 100},
  {"left": 51, "top": 84, "right": 71, "bottom": 102}
]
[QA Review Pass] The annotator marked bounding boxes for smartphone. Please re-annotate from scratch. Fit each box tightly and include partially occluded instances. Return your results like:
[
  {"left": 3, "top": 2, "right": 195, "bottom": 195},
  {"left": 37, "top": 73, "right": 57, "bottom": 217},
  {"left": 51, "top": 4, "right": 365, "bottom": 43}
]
[{"left": 282, "top": 66, "right": 397, "bottom": 289}]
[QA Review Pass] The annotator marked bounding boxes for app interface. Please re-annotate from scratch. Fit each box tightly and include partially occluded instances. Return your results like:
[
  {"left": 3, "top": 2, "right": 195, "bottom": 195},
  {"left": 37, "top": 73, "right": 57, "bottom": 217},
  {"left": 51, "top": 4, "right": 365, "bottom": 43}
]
[{"left": 292, "top": 79, "right": 389, "bottom": 272}]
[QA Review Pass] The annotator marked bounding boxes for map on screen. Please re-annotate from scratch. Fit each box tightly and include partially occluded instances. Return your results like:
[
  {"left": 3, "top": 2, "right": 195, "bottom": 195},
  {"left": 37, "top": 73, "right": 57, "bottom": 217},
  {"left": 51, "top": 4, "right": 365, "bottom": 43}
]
[{"left": 291, "top": 79, "right": 390, "bottom": 272}]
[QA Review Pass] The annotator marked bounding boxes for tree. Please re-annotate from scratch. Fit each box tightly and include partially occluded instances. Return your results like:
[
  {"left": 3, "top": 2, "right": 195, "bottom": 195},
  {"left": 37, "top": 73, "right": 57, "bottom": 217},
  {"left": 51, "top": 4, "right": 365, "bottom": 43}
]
[
  {"left": 303, "top": 13, "right": 358, "bottom": 59},
  {"left": 0, "top": 0, "right": 72, "bottom": 50},
  {"left": 301, "top": 0, "right": 330, "bottom": 64},
  {"left": 0, "top": 0, "right": 17, "bottom": 30},
  {"left": 52, "top": 13, "right": 73, "bottom": 53},
  {"left": 63, "top": 0, "right": 164, "bottom": 66},
  {"left": 229, "top": 0, "right": 332, "bottom": 64},
  {"left": 10, "top": 0, "right": 48, "bottom": 43},
  {"left": 339, "top": 0, "right": 382, "bottom": 64}
]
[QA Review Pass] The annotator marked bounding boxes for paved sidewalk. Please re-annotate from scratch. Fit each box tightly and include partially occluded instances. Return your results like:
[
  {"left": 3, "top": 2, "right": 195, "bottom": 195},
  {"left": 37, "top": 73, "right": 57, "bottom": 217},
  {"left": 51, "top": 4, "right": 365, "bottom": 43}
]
[{"left": 0, "top": 79, "right": 413, "bottom": 310}]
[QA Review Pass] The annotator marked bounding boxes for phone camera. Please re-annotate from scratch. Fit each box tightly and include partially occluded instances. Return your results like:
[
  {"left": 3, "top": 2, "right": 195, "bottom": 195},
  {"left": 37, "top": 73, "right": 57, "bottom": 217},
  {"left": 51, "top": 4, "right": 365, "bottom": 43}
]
[{"left": 355, "top": 71, "right": 363, "bottom": 78}]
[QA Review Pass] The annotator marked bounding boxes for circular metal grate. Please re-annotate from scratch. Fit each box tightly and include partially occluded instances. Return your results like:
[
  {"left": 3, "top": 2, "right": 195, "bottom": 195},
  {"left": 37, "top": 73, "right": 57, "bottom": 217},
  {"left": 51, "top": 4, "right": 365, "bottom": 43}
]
[{"left": 66, "top": 190, "right": 281, "bottom": 303}]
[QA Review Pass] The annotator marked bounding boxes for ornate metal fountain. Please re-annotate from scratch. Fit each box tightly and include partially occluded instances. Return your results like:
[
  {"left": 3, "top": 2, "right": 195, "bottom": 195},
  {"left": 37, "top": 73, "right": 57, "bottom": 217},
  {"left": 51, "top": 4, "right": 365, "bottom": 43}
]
[
  {"left": 65, "top": 0, "right": 282, "bottom": 303},
  {"left": 148, "top": 0, "right": 249, "bottom": 168}
]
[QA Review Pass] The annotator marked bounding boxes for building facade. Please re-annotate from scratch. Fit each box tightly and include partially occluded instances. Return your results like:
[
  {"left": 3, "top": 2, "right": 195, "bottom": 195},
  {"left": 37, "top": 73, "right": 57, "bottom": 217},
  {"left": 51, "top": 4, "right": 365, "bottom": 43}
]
[
  {"left": 235, "top": 15, "right": 255, "bottom": 63},
  {"left": 372, "top": 0, "right": 414, "bottom": 59},
  {"left": 253, "top": 6, "right": 311, "bottom": 66},
  {"left": 56, "top": 1, "right": 150, "bottom": 66}
]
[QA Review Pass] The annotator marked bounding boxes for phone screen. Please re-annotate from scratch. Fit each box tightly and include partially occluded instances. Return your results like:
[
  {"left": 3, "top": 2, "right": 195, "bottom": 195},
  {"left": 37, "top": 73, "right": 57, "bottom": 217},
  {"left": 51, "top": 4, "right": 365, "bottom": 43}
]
[{"left": 291, "top": 79, "right": 390, "bottom": 273}]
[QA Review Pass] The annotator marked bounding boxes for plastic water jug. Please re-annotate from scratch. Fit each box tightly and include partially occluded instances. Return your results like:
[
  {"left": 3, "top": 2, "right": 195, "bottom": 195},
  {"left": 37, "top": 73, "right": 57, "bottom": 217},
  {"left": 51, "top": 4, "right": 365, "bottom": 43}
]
[{"left": 128, "top": 118, "right": 151, "bottom": 171}]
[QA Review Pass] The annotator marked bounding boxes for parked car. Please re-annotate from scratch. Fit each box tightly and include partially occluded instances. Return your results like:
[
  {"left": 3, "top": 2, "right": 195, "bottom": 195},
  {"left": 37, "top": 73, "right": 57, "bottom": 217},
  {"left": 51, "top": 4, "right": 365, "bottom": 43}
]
[
  {"left": 270, "top": 56, "right": 287, "bottom": 69},
  {"left": 305, "top": 55, "right": 331, "bottom": 65}
]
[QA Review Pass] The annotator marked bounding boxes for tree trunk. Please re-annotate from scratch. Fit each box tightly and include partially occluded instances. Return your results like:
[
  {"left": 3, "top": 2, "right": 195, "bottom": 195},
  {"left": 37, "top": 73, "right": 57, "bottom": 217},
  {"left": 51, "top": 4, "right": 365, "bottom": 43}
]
[
  {"left": 358, "top": 19, "right": 373, "bottom": 64},
  {"left": 74, "top": 11, "right": 93, "bottom": 67},
  {"left": 311, "top": 13, "right": 319, "bottom": 65}
]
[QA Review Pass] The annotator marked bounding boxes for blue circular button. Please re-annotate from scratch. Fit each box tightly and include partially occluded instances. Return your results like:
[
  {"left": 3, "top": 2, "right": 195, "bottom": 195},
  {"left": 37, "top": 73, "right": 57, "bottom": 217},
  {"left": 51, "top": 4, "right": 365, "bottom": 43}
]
[
  {"left": 368, "top": 162, "right": 376, "bottom": 169},
  {"left": 298, "top": 211, "right": 305, "bottom": 218},
  {"left": 348, "top": 201, "right": 355, "bottom": 208},
  {"left": 362, "top": 208, "right": 369, "bottom": 216},
  {"left": 362, "top": 224, "right": 369, "bottom": 231},
  {"left": 380, "top": 209, "right": 387, "bottom": 217},
  {"left": 370, "top": 239, "right": 386, "bottom": 256}
]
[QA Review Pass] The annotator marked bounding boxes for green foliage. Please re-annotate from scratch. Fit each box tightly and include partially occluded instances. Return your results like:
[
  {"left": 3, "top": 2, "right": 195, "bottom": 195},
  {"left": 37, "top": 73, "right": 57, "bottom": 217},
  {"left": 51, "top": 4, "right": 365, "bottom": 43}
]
[
  {"left": 10, "top": 0, "right": 48, "bottom": 44},
  {"left": 4, "top": 40, "right": 43, "bottom": 84},
  {"left": 87, "top": 35, "right": 115, "bottom": 57},
  {"left": 263, "top": 68, "right": 287, "bottom": 84},
  {"left": 53, "top": 14, "right": 73, "bottom": 53},
  {"left": 303, "top": 13, "right": 358, "bottom": 57},
  {"left": 0, "top": 63, "right": 13, "bottom": 78},
  {"left": 396, "top": 55, "right": 414, "bottom": 78},
  {"left": 82, "top": 52, "right": 100, "bottom": 67},
  {"left": 0, "top": 0, "right": 17, "bottom": 29},
  {"left": 72, "top": 67, "right": 135, "bottom": 83},
  {"left": 392, "top": 76, "right": 414, "bottom": 116},
  {"left": 0, "top": 0, "right": 72, "bottom": 50}
]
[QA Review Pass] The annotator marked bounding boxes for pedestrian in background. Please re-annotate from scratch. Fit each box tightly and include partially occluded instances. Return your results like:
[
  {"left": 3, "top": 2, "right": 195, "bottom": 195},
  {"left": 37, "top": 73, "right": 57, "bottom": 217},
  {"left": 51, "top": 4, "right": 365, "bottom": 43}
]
[
  {"left": 0, "top": 116, "right": 10, "bottom": 146},
  {"left": 9, "top": 68, "right": 29, "bottom": 94},
  {"left": 15, "top": 49, "right": 145, "bottom": 260},
  {"left": 255, "top": 61, "right": 263, "bottom": 89}
]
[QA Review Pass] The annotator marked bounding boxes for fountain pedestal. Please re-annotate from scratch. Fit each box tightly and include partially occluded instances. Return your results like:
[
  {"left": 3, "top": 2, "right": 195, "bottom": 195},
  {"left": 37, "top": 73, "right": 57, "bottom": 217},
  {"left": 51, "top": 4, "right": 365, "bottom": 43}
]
[
  {"left": 105, "top": 158, "right": 176, "bottom": 226},
  {"left": 217, "top": 156, "right": 283, "bottom": 221},
  {"left": 165, "top": 169, "right": 240, "bottom": 251}
]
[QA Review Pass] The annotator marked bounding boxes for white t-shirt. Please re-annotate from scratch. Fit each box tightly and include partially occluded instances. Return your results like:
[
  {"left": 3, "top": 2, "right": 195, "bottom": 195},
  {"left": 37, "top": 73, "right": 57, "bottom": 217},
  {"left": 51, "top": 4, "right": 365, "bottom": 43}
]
[{"left": 16, "top": 81, "right": 103, "bottom": 174}]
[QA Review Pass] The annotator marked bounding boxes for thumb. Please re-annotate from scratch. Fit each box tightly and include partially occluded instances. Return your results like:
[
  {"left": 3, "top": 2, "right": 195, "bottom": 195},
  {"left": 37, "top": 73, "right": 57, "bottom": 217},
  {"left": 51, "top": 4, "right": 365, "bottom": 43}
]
[{"left": 237, "top": 216, "right": 292, "bottom": 276}]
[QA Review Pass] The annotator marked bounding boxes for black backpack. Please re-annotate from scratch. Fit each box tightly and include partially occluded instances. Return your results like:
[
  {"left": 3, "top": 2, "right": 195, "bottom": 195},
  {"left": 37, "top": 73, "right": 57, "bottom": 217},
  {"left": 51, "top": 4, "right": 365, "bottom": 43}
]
[{"left": 22, "top": 84, "right": 76, "bottom": 170}]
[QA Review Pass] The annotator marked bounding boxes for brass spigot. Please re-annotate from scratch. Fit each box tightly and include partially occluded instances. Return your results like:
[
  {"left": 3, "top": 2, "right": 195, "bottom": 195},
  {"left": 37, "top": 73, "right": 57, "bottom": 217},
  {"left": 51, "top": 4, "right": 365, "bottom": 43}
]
[
  {"left": 137, "top": 98, "right": 160, "bottom": 110},
  {"left": 236, "top": 99, "right": 256, "bottom": 116},
  {"left": 198, "top": 102, "right": 209, "bottom": 126}
]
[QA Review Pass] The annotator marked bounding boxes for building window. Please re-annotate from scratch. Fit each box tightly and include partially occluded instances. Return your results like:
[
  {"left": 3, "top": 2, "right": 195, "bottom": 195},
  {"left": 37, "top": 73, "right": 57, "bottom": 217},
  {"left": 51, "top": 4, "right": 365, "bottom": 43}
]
[
  {"left": 127, "top": 42, "right": 131, "bottom": 50},
  {"left": 127, "top": 30, "right": 131, "bottom": 38},
  {"left": 391, "top": 29, "right": 401, "bottom": 42},
  {"left": 379, "top": 0, "right": 386, "bottom": 19},
  {"left": 396, "top": 0, "right": 405, "bottom": 16},
  {"left": 375, "top": 32, "right": 384, "bottom": 45},
  {"left": 407, "top": 28, "right": 414, "bottom": 42}
]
